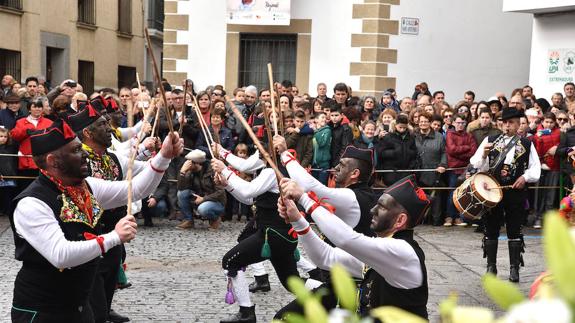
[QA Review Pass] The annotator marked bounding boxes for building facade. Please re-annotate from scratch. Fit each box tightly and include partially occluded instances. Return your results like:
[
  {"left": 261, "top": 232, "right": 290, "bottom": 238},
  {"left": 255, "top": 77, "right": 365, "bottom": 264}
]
[
  {"left": 0, "top": 0, "right": 164, "bottom": 93},
  {"left": 504, "top": 0, "right": 575, "bottom": 100},
  {"left": 163, "top": 0, "right": 532, "bottom": 101}
]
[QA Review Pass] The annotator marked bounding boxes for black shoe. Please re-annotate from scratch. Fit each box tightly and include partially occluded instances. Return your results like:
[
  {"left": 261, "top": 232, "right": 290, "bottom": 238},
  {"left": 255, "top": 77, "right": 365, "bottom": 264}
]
[
  {"left": 483, "top": 237, "right": 498, "bottom": 275},
  {"left": 108, "top": 309, "right": 130, "bottom": 322},
  {"left": 220, "top": 306, "right": 256, "bottom": 323},
  {"left": 143, "top": 219, "right": 154, "bottom": 227},
  {"left": 486, "top": 264, "right": 498, "bottom": 275},
  {"left": 508, "top": 239, "right": 524, "bottom": 283},
  {"left": 307, "top": 268, "right": 322, "bottom": 281},
  {"left": 249, "top": 274, "right": 271, "bottom": 293},
  {"left": 117, "top": 282, "right": 132, "bottom": 290}
]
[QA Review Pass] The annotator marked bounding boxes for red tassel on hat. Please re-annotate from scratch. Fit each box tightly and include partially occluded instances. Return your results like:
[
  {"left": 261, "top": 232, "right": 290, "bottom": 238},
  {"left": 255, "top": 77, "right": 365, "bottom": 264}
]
[{"left": 62, "top": 121, "right": 77, "bottom": 139}]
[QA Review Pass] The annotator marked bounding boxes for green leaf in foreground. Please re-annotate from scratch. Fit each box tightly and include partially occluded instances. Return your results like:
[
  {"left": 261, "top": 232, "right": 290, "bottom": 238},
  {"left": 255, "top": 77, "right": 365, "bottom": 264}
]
[
  {"left": 543, "top": 211, "right": 575, "bottom": 305},
  {"left": 288, "top": 276, "right": 311, "bottom": 306},
  {"left": 482, "top": 273, "right": 525, "bottom": 310},
  {"left": 304, "top": 298, "right": 328, "bottom": 323},
  {"left": 331, "top": 264, "right": 358, "bottom": 312},
  {"left": 371, "top": 306, "right": 427, "bottom": 323}
]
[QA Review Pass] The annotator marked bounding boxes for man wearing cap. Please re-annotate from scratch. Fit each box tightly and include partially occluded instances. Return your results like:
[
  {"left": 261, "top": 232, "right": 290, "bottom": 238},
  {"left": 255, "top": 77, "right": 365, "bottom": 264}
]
[
  {"left": 277, "top": 174, "right": 430, "bottom": 319},
  {"left": 176, "top": 149, "right": 226, "bottom": 230},
  {"left": 470, "top": 107, "right": 541, "bottom": 282},
  {"left": 8, "top": 119, "right": 183, "bottom": 322},
  {"left": 67, "top": 103, "right": 150, "bottom": 323},
  {"left": 272, "top": 137, "right": 379, "bottom": 316},
  {"left": 0, "top": 93, "right": 25, "bottom": 130}
]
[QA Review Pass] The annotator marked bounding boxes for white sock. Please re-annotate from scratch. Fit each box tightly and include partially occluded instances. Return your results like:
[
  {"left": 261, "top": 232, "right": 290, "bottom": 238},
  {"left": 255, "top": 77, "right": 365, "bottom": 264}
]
[
  {"left": 250, "top": 261, "right": 267, "bottom": 276},
  {"left": 296, "top": 255, "right": 316, "bottom": 273},
  {"left": 232, "top": 271, "right": 253, "bottom": 307}
]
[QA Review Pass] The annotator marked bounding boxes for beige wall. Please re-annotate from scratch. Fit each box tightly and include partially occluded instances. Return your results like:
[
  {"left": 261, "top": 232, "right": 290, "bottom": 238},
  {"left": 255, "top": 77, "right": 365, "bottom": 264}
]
[{"left": 0, "top": 0, "right": 146, "bottom": 89}]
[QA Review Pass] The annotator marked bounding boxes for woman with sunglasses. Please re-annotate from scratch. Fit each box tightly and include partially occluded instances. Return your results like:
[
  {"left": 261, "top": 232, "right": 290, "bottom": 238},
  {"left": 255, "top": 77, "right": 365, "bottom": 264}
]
[{"left": 557, "top": 111, "right": 575, "bottom": 189}]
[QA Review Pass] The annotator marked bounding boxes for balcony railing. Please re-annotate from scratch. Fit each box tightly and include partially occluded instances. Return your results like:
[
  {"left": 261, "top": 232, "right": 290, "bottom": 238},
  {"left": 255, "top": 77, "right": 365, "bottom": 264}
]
[{"left": 147, "top": 0, "right": 164, "bottom": 31}]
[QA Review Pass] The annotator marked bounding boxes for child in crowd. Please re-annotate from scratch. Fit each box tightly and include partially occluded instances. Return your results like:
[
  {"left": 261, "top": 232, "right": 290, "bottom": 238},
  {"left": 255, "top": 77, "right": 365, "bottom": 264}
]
[
  {"left": 285, "top": 110, "right": 314, "bottom": 168},
  {"left": 0, "top": 127, "right": 18, "bottom": 216},
  {"left": 232, "top": 143, "right": 253, "bottom": 221},
  {"left": 532, "top": 112, "right": 561, "bottom": 228},
  {"left": 312, "top": 112, "right": 332, "bottom": 185}
]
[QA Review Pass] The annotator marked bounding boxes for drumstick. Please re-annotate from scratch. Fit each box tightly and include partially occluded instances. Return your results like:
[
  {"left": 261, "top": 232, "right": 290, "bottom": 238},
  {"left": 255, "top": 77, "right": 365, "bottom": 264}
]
[{"left": 484, "top": 184, "right": 514, "bottom": 190}]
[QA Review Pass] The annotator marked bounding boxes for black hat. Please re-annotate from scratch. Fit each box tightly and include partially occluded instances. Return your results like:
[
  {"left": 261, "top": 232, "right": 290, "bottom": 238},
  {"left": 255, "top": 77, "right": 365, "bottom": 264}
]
[
  {"left": 341, "top": 145, "right": 374, "bottom": 167},
  {"left": 501, "top": 107, "right": 525, "bottom": 121},
  {"left": 66, "top": 102, "right": 102, "bottom": 132},
  {"left": 30, "top": 119, "right": 77, "bottom": 156},
  {"left": 3, "top": 93, "right": 20, "bottom": 104},
  {"left": 384, "top": 175, "right": 430, "bottom": 227},
  {"left": 90, "top": 95, "right": 119, "bottom": 114}
]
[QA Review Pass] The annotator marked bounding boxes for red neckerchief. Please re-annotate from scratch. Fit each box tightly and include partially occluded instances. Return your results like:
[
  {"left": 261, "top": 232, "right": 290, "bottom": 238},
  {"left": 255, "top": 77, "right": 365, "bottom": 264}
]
[{"left": 41, "top": 169, "right": 94, "bottom": 224}]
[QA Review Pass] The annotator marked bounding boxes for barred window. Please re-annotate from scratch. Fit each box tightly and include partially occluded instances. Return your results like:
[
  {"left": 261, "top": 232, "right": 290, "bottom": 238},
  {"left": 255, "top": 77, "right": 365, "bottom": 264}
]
[
  {"left": 147, "top": 0, "right": 164, "bottom": 31},
  {"left": 118, "top": 0, "right": 132, "bottom": 34},
  {"left": 78, "top": 0, "right": 96, "bottom": 25},
  {"left": 78, "top": 60, "right": 94, "bottom": 95},
  {"left": 0, "top": 0, "right": 22, "bottom": 10},
  {"left": 238, "top": 33, "right": 297, "bottom": 90},
  {"left": 118, "top": 65, "right": 136, "bottom": 89},
  {"left": 0, "top": 48, "right": 21, "bottom": 83}
]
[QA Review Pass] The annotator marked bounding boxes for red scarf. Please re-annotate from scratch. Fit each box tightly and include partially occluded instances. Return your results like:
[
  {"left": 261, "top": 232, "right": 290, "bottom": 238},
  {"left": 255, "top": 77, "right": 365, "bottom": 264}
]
[{"left": 41, "top": 169, "right": 94, "bottom": 224}]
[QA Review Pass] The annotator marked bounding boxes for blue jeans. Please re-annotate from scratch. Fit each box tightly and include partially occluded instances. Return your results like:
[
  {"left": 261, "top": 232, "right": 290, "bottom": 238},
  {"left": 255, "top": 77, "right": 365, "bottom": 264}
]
[
  {"left": 447, "top": 171, "right": 465, "bottom": 221},
  {"left": 178, "top": 189, "right": 224, "bottom": 221}
]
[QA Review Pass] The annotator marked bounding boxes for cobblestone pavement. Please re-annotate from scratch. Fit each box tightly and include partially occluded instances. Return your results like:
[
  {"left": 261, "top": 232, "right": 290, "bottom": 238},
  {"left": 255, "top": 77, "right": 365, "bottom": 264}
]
[{"left": 0, "top": 216, "right": 545, "bottom": 322}]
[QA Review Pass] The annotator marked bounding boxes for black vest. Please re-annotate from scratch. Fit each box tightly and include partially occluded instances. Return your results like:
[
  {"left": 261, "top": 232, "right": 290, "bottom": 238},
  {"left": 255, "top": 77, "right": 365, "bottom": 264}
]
[
  {"left": 87, "top": 151, "right": 126, "bottom": 233},
  {"left": 8, "top": 175, "right": 103, "bottom": 312},
  {"left": 359, "top": 230, "right": 428, "bottom": 320},
  {"left": 253, "top": 166, "right": 291, "bottom": 232},
  {"left": 322, "top": 182, "right": 377, "bottom": 247},
  {"left": 487, "top": 135, "right": 532, "bottom": 185}
]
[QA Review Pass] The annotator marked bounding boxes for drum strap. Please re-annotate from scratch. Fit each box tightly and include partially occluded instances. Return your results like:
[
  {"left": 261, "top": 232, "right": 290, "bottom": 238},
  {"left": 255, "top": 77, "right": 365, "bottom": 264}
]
[{"left": 489, "top": 135, "right": 519, "bottom": 175}]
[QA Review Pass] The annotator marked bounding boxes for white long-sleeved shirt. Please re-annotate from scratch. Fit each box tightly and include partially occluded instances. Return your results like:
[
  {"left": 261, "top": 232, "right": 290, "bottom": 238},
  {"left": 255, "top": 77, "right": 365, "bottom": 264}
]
[
  {"left": 13, "top": 154, "right": 171, "bottom": 269},
  {"left": 221, "top": 167, "right": 278, "bottom": 205},
  {"left": 219, "top": 147, "right": 265, "bottom": 174},
  {"left": 292, "top": 193, "right": 423, "bottom": 289},
  {"left": 280, "top": 151, "right": 361, "bottom": 227},
  {"left": 470, "top": 136, "right": 541, "bottom": 183}
]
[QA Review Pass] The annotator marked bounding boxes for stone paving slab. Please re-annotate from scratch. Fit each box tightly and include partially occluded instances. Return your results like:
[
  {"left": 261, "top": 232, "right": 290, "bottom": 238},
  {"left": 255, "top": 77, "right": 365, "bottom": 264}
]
[{"left": 0, "top": 216, "right": 545, "bottom": 322}]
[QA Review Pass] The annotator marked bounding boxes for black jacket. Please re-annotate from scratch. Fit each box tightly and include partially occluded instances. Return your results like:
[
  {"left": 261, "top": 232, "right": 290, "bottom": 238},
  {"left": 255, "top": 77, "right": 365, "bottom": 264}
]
[
  {"left": 377, "top": 131, "right": 419, "bottom": 186},
  {"left": 330, "top": 122, "right": 353, "bottom": 167},
  {"left": 556, "top": 127, "right": 575, "bottom": 175}
]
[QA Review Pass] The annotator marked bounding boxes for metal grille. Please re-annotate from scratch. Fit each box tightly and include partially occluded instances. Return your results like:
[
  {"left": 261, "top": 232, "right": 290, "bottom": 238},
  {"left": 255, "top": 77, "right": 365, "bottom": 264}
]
[
  {"left": 0, "top": 48, "right": 21, "bottom": 83},
  {"left": 118, "top": 0, "right": 132, "bottom": 34},
  {"left": 78, "top": 60, "right": 94, "bottom": 94},
  {"left": 147, "top": 0, "right": 164, "bottom": 31},
  {"left": 238, "top": 33, "right": 297, "bottom": 90},
  {"left": 78, "top": 0, "right": 96, "bottom": 25},
  {"left": 118, "top": 65, "right": 136, "bottom": 89},
  {"left": 0, "top": 0, "right": 22, "bottom": 10}
]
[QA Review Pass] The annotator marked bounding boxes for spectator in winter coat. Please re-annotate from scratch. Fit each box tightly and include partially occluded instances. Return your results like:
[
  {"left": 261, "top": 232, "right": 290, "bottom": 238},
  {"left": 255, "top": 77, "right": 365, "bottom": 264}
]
[
  {"left": 0, "top": 128, "right": 18, "bottom": 216},
  {"left": 470, "top": 108, "right": 501, "bottom": 146},
  {"left": 353, "top": 120, "right": 379, "bottom": 167},
  {"left": 415, "top": 112, "right": 447, "bottom": 225},
  {"left": 285, "top": 110, "right": 314, "bottom": 167},
  {"left": 10, "top": 99, "right": 53, "bottom": 190},
  {"left": 0, "top": 94, "right": 25, "bottom": 130},
  {"left": 445, "top": 115, "right": 478, "bottom": 226},
  {"left": 376, "top": 115, "right": 418, "bottom": 186},
  {"left": 196, "top": 106, "right": 235, "bottom": 155},
  {"left": 329, "top": 103, "right": 353, "bottom": 168},
  {"left": 312, "top": 112, "right": 332, "bottom": 185},
  {"left": 532, "top": 112, "right": 561, "bottom": 228}
]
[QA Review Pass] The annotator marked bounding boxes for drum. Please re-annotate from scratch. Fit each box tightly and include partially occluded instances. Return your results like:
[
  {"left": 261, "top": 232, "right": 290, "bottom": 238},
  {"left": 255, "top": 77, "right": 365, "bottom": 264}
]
[{"left": 453, "top": 173, "right": 503, "bottom": 221}]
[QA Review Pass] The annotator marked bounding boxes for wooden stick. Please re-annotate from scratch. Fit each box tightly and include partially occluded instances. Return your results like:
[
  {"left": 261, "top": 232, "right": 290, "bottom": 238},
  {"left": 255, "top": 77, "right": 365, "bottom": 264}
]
[
  {"left": 144, "top": 28, "right": 174, "bottom": 133},
  {"left": 262, "top": 104, "right": 279, "bottom": 167},
  {"left": 179, "top": 80, "right": 189, "bottom": 137},
  {"left": 267, "top": 63, "right": 279, "bottom": 136},
  {"left": 226, "top": 97, "right": 284, "bottom": 181},
  {"left": 149, "top": 98, "right": 162, "bottom": 138},
  {"left": 190, "top": 96, "right": 215, "bottom": 159},
  {"left": 192, "top": 95, "right": 217, "bottom": 146}
]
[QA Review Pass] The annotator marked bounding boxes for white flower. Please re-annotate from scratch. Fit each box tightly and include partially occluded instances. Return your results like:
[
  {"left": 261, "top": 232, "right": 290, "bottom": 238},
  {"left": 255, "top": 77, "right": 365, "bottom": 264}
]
[{"left": 502, "top": 299, "right": 572, "bottom": 323}]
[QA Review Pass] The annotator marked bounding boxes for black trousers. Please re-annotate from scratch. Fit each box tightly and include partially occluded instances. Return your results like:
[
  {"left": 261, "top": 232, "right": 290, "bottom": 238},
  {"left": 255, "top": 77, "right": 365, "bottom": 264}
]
[
  {"left": 222, "top": 227, "right": 299, "bottom": 290},
  {"left": 485, "top": 189, "right": 527, "bottom": 240},
  {"left": 89, "top": 245, "right": 122, "bottom": 323},
  {"left": 12, "top": 303, "right": 94, "bottom": 323}
]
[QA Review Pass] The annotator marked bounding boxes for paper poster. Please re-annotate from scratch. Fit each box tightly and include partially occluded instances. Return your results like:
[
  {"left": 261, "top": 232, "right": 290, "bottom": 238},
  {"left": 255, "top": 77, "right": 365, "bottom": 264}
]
[
  {"left": 226, "top": 0, "right": 291, "bottom": 25},
  {"left": 548, "top": 49, "right": 575, "bottom": 83}
]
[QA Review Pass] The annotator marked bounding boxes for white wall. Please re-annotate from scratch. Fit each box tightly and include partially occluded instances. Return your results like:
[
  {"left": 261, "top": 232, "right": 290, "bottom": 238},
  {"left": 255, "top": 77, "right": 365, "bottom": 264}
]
[
  {"left": 177, "top": 0, "right": 228, "bottom": 90},
  {"left": 388, "top": 0, "right": 533, "bottom": 102},
  {"left": 177, "top": 0, "right": 362, "bottom": 95},
  {"left": 528, "top": 11, "right": 575, "bottom": 101},
  {"left": 503, "top": 0, "right": 575, "bottom": 14}
]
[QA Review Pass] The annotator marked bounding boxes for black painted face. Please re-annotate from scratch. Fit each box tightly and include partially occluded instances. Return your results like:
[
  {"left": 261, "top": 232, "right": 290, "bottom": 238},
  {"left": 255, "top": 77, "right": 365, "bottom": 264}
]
[
  {"left": 55, "top": 138, "right": 90, "bottom": 180},
  {"left": 88, "top": 117, "right": 113, "bottom": 148},
  {"left": 333, "top": 157, "right": 354, "bottom": 187},
  {"left": 369, "top": 194, "right": 401, "bottom": 234}
]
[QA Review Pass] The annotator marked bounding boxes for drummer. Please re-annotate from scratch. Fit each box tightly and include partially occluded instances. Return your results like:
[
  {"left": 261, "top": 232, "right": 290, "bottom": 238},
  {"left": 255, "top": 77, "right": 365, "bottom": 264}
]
[{"left": 469, "top": 107, "right": 540, "bottom": 283}]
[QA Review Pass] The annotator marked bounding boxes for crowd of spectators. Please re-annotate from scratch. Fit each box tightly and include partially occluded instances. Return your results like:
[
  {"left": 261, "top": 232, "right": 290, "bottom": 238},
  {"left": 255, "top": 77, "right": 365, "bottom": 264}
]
[{"left": 1, "top": 73, "right": 574, "bottom": 230}]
